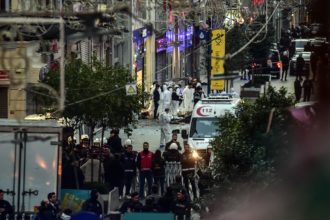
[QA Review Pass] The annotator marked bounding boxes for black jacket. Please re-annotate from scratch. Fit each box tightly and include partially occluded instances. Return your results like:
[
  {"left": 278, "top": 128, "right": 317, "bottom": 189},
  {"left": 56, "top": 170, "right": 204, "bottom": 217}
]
[
  {"left": 296, "top": 56, "right": 305, "bottom": 71},
  {"left": 82, "top": 198, "right": 103, "bottom": 217},
  {"left": 152, "top": 157, "right": 165, "bottom": 177},
  {"left": 0, "top": 199, "right": 13, "bottom": 220},
  {"left": 122, "top": 152, "right": 137, "bottom": 174},
  {"left": 163, "top": 149, "right": 181, "bottom": 162},
  {"left": 181, "top": 151, "right": 195, "bottom": 170},
  {"left": 153, "top": 89, "right": 160, "bottom": 102},
  {"left": 107, "top": 136, "right": 123, "bottom": 154},
  {"left": 171, "top": 199, "right": 192, "bottom": 220},
  {"left": 119, "top": 200, "right": 143, "bottom": 213}
]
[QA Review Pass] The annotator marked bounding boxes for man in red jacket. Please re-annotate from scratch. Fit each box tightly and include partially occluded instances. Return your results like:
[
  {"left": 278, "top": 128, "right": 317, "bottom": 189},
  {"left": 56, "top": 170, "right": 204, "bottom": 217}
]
[{"left": 137, "top": 142, "right": 153, "bottom": 198}]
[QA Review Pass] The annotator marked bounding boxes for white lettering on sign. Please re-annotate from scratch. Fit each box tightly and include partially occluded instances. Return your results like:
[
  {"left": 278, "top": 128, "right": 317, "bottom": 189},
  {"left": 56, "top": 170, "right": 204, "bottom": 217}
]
[{"left": 196, "top": 106, "right": 213, "bottom": 116}]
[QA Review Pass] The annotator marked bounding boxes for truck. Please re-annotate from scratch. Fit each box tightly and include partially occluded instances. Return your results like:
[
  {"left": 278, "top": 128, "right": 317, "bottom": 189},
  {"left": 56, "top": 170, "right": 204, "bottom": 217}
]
[
  {"left": 0, "top": 119, "right": 63, "bottom": 214},
  {"left": 182, "top": 95, "right": 240, "bottom": 158}
]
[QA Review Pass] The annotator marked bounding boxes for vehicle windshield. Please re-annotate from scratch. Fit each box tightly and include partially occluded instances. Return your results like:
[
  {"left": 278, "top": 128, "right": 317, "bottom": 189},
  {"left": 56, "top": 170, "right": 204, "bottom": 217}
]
[
  {"left": 189, "top": 118, "right": 219, "bottom": 138},
  {"left": 269, "top": 50, "right": 280, "bottom": 62},
  {"left": 295, "top": 40, "right": 309, "bottom": 49}
]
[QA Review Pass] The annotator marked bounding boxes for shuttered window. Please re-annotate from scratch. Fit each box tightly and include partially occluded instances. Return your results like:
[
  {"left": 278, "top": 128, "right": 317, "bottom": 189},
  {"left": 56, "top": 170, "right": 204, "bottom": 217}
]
[{"left": 0, "top": 87, "right": 8, "bottom": 118}]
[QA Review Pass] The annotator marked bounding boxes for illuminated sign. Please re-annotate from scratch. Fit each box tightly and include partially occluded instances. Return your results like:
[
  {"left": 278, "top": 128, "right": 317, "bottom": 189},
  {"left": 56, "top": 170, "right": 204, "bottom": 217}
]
[{"left": 211, "top": 29, "right": 225, "bottom": 90}]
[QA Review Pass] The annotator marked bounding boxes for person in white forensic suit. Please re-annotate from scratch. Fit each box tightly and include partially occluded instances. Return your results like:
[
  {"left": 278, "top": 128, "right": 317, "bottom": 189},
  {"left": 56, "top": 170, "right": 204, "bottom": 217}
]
[
  {"left": 147, "top": 83, "right": 156, "bottom": 118},
  {"left": 159, "top": 108, "right": 173, "bottom": 148},
  {"left": 182, "top": 84, "right": 194, "bottom": 114},
  {"left": 171, "top": 84, "right": 181, "bottom": 117},
  {"left": 163, "top": 85, "right": 172, "bottom": 111}
]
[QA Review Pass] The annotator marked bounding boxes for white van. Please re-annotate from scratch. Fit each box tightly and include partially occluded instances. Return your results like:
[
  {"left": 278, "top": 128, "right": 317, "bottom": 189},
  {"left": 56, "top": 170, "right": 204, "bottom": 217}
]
[{"left": 182, "top": 95, "right": 240, "bottom": 157}]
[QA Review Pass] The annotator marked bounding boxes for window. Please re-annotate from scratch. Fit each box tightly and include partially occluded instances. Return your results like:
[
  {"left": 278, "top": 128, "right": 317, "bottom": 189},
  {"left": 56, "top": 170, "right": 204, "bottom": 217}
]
[
  {"left": 0, "top": 87, "right": 8, "bottom": 118},
  {"left": 189, "top": 118, "right": 219, "bottom": 138}
]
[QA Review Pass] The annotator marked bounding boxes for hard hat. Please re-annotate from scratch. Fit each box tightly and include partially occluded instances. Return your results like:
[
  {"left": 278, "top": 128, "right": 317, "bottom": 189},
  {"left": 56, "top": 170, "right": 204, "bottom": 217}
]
[
  {"left": 169, "top": 143, "right": 178, "bottom": 150},
  {"left": 93, "top": 138, "right": 100, "bottom": 143},
  {"left": 125, "top": 139, "right": 132, "bottom": 146},
  {"left": 81, "top": 134, "right": 89, "bottom": 140}
]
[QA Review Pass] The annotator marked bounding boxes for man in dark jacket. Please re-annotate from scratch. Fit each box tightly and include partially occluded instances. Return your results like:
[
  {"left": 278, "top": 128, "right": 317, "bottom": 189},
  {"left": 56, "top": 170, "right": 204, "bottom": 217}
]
[
  {"left": 163, "top": 143, "right": 181, "bottom": 162},
  {"left": 119, "top": 192, "right": 143, "bottom": 213},
  {"left": 46, "top": 192, "right": 60, "bottom": 220},
  {"left": 108, "top": 154, "right": 125, "bottom": 197},
  {"left": 165, "top": 133, "right": 182, "bottom": 151},
  {"left": 296, "top": 53, "right": 305, "bottom": 80},
  {"left": 153, "top": 84, "right": 160, "bottom": 119},
  {"left": 171, "top": 190, "right": 192, "bottom": 220},
  {"left": 0, "top": 190, "right": 13, "bottom": 220},
  {"left": 122, "top": 144, "right": 137, "bottom": 196},
  {"left": 82, "top": 189, "right": 103, "bottom": 218},
  {"left": 107, "top": 129, "right": 123, "bottom": 154}
]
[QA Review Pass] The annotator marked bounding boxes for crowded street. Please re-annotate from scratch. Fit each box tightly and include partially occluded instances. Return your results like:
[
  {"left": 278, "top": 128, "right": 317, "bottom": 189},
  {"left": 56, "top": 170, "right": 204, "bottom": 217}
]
[{"left": 0, "top": 0, "right": 329, "bottom": 220}]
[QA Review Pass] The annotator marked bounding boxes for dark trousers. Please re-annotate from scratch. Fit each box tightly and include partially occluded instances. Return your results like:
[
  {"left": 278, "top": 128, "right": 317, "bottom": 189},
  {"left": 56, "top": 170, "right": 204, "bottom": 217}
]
[
  {"left": 154, "top": 101, "right": 159, "bottom": 119},
  {"left": 183, "top": 170, "right": 197, "bottom": 199},
  {"left": 124, "top": 172, "right": 135, "bottom": 195},
  {"left": 139, "top": 170, "right": 153, "bottom": 198},
  {"left": 281, "top": 67, "right": 288, "bottom": 80},
  {"left": 296, "top": 68, "right": 303, "bottom": 80},
  {"left": 154, "top": 176, "right": 165, "bottom": 195},
  {"left": 109, "top": 181, "right": 124, "bottom": 196}
]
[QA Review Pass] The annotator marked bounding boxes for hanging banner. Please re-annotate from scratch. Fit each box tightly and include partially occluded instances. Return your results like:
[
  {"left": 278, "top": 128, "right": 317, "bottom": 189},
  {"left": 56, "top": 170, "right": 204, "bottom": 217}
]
[{"left": 211, "top": 29, "right": 225, "bottom": 91}]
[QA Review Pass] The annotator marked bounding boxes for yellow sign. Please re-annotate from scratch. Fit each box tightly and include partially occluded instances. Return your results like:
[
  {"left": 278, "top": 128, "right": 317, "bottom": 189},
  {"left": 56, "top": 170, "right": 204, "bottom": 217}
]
[
  {"left": 211, "top": 80, "right": 225, "bottom": 91},
  {"left": 211, "top": 29, "right": 225, "bottom": 75},
  {"left": 211, "top": 29, "right": 225, "bottom": 90},
  {"left": 126, "top": 84, "right": 137, "bottom": 96}
]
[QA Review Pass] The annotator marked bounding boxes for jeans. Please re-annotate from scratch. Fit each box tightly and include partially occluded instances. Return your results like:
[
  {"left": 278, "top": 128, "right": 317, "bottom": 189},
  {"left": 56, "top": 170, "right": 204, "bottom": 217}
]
[
  {"left": 153, "top": 176, "right": 165, "bottom": 195},
  {"left": 124, "top": 172, "right": 136, "bottom": 195},
  {"left": 139, "top": 170, "right": 153, "bottom": 198}
]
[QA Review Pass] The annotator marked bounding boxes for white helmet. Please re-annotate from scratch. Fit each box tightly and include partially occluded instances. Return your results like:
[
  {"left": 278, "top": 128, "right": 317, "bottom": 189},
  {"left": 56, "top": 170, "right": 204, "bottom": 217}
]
[
  {"left": 124, "top": 139, "right": 132, "bottom": 146},
  {"left": 81, "top": 134, "right": 89, "bottom": 140},
  {"left": 93, "top": 138, "right": 100, "bottom": 144},
  {"left": 169, "top": 143, "right": 178, "bottom": 150}
]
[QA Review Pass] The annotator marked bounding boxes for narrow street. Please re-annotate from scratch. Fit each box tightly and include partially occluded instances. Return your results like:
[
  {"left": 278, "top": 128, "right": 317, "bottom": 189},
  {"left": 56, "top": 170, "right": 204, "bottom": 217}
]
[{"left": 122, "top": 76, "right": 297, "bottom": 153}]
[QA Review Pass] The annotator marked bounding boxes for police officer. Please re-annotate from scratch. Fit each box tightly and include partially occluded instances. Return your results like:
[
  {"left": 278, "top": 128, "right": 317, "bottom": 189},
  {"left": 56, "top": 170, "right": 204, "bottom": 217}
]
[
  {"left": 171, "top": 190, "right": 192, "bottom": 220},
  {"left": 163, "top": 143, "right": 181, "bottom": 162},
  {"left": 181, "top": 143, "right": 197, "bottom": 200},
  {"left": 122, "top": 141, "right": 137, "bottom": 196}
]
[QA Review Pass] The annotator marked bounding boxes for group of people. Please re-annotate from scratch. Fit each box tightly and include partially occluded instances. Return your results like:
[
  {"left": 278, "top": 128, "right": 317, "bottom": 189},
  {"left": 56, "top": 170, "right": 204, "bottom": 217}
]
[
  {"left": 293, "top": 43, "right": 329, "bottom": 102},
  {"left": 62, "top": 128, "right": 211, "bottom": 199},
  {"left": 59, "top": 128, "right": 207, "bottom": 220},
  {"left": 149, "top": 78, "right": 206, "bottom": 120}
]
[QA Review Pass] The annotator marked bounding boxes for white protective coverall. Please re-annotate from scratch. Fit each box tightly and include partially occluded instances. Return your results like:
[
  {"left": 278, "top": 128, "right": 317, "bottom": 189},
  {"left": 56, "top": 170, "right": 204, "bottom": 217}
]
[
  {"left": 163, "top": 85, "right": 172, "bottom": 111},
  {"left": 171, "top": 86, "right": 181, "bottom": 117},
  {"left": 159, "top": 110, "right": 173, "bottom": 146},
  {"left": 148, "top": 84, "right": 156, "bottom": 118},
  {"left": 182, "top": 85, "right": 194, "bottom": 113}
]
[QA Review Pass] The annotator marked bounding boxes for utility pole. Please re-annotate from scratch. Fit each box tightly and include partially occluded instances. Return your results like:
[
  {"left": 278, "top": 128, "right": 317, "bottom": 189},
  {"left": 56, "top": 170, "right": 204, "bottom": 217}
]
[{"left": 172, "top": 16, "right": 180, "bottom": 80}]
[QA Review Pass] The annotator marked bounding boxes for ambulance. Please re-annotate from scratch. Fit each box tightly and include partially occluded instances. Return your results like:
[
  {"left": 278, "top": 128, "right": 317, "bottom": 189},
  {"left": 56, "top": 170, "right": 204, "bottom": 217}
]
[{"left": 182, "top": 95, "right": 240, "bottom": 158}]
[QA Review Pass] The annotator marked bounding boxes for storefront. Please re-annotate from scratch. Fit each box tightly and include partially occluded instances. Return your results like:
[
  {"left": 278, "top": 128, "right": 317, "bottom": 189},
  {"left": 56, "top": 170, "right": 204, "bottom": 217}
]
[{"left": 155, "top": 25, "right": 194, "bottom": 83}]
